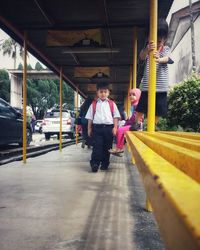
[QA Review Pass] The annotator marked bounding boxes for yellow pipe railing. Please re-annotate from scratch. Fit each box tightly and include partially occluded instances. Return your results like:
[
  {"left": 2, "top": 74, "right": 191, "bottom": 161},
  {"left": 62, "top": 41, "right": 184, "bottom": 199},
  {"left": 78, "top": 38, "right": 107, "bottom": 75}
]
[
  {"left": 23, "top": 32, "right": 27, "bottom": 164},
  {"left": 59, "top": 67, "right": 63, "bottom": 152},
  {"left": 133, "top": 27, "right": 138, "bottom": 89},
  {"left": 147, "top": 0, "right": 158, "bottom": 132}
]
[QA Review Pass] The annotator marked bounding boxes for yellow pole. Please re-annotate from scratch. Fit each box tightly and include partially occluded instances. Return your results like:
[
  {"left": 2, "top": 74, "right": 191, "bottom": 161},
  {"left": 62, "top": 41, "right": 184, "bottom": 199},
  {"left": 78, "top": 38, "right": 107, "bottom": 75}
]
[
  {"left": 124, "top": 96, "right": 127, "bottom": 115},
  {"left": 59, "top": 67, "right": 63, "bottom": 152},
  {"left": 133, "top": 27, "right": 138, "bottom": 89},
  {"left": 127, "top": 65, "right": 132, "bottom": 117},
  {"left": 23, "top": 32, "right": 27, "bottom": 164},
  {"left": 75, "top": 86, "right": 79, "bottom": 145},
  {"left": 147, "top": 0, "right": 158, "bottom": 132}
]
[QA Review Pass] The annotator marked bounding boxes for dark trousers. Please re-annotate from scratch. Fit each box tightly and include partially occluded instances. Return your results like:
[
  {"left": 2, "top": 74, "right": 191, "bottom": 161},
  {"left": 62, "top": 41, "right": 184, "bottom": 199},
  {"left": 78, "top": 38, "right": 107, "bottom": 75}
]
[
  {"left": 90, "top": 124, "right": 113, "bottom": 167},
  {"left": 82, "top": 123, "right": 92, "bottom": 146}
]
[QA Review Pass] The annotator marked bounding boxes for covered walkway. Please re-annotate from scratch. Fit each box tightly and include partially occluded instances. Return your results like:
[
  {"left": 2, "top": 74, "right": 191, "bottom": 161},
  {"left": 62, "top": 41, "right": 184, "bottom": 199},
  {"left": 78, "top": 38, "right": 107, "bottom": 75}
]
[{"left": 0, "top": 144, "right": 163, "bottom": 250}]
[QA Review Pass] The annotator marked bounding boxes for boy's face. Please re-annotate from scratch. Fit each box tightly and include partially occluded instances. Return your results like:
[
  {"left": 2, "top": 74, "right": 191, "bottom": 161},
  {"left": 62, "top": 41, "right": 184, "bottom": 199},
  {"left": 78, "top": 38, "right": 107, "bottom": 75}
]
[
  {"left": 157, "top": 37, "right": 165, "bottom": 48},
  {"left": 97, "top": 88, "right": 110, "bottom": 100}
]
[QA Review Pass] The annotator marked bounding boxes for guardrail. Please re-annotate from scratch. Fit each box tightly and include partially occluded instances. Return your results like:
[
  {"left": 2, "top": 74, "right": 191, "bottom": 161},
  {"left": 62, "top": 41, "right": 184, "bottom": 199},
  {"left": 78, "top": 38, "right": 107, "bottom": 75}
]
[{"left": 125, "top": 131, "right": 200, "bottom": 250}]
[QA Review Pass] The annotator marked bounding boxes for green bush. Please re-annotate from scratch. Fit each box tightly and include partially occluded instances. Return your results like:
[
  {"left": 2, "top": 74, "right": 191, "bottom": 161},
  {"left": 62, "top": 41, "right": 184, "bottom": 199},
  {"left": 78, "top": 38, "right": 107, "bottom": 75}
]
[{"left": 167, "top": 75, "right": 200, "bottom": 132}]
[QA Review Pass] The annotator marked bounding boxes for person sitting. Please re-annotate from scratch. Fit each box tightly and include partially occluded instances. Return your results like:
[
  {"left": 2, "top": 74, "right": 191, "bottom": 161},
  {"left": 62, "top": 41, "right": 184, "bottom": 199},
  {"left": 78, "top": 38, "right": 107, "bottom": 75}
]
[{"left": 109, "top": 88, "right": 142, "bottom": 155}]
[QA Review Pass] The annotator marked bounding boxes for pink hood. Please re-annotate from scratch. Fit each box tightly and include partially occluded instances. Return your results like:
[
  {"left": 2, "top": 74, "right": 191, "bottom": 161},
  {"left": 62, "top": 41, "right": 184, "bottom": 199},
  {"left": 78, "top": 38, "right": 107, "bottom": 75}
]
[{"left": 130, "top": 88, "right": 141, "bottom": 106}]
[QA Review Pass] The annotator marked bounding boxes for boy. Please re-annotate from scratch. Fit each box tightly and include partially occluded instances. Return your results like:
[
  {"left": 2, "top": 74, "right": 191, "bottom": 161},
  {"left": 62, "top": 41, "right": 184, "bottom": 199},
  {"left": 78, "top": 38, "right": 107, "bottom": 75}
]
[
  {"left": 85, "top": 83, "right": 120, "bottom": 172},
  {"left": 132, "top": 19, "right": 171, "bottom": 130}
]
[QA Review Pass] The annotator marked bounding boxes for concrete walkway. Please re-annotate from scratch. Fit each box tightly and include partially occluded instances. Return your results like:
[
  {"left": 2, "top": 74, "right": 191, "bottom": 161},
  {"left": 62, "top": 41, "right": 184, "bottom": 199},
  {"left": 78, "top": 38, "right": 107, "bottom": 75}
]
[{"left": 0, "top": 144, "right": 164, "bottom": 250}]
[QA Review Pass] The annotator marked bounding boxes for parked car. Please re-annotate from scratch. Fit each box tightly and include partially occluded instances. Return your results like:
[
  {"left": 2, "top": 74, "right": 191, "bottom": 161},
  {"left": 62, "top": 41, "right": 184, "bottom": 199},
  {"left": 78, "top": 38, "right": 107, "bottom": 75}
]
[
  {"left": 35, "top": 120, "right": 43, "bottom": 133},
  {"left": 42, "top": 109, "right": 75, "bottom": 140},
  {"left": 0, "top": 98, "right": 32, "bottom": 146}
]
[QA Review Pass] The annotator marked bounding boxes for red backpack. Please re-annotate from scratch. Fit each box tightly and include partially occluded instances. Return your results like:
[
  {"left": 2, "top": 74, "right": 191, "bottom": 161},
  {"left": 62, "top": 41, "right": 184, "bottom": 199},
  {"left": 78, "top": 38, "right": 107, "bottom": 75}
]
[{"left": 92, "top": 99, "right": 114, "bottom": 117}]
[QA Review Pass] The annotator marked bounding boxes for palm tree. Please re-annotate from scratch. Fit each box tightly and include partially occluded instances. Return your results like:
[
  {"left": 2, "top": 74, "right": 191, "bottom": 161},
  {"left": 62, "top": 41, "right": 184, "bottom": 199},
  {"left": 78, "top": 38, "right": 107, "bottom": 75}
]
[{"left": 0, "top": 38, "right": 23, "bottom": 69}]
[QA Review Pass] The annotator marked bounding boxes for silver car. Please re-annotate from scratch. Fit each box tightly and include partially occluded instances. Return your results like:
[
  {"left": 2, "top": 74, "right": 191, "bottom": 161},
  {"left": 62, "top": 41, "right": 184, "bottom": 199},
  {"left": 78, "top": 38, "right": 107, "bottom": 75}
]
[{"left": 42, "top": 109, "right": 75, "bottom": 140}]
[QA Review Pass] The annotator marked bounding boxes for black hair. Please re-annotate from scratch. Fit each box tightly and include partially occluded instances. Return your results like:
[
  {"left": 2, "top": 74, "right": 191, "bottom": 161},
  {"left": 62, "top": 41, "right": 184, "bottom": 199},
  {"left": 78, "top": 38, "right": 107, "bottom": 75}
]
[
  {"left": 146, "top": 18, "right": 169, "bottom": 40},
  {"left": 97, "top": 82, "right": 110, "bottom": 90},
  {"left": 158, "top": 19, "right": 168, "bottom": 39}
]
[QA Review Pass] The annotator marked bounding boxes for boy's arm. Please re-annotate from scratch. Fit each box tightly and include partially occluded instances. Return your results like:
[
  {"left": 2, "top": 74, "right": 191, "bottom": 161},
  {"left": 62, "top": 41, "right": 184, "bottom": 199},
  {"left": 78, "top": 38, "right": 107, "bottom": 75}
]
[
  {"left": 139, "top": 46, "right": 149, "bottom": 61},
  {"left": 112, "top": 118, "right": 118, "bottom": 136},
  {"left": 85, "top": 104, "right": 93, "bottom": 137},
  {"left": 140, "top": 41, "right": 156, "bottom": 61},
  {"left": 88, "top": 119, "right": 93, "bottom": 137},
  {"left": 155, "top": 56, "right": 169, "bottom": 64}
]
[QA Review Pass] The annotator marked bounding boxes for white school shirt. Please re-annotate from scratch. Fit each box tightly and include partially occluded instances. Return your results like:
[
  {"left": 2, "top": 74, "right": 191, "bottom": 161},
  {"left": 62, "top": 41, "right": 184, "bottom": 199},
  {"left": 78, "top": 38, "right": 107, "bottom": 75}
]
[{"left": 85, "top": 98, "right": 121, "bottom": 125}]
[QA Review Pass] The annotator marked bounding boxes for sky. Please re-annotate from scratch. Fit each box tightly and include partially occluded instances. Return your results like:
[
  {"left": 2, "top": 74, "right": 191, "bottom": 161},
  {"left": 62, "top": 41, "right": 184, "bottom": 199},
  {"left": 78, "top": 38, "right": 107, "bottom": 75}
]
[{"left": 0, "top": 0, "right": 199, "bottom": 69}]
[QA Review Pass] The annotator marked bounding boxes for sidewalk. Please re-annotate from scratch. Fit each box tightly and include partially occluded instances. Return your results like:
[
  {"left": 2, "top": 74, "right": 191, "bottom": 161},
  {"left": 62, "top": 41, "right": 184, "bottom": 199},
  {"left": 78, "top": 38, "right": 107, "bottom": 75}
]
[{"left": 0, "top": 144, "right": 164, "bottom": 250}]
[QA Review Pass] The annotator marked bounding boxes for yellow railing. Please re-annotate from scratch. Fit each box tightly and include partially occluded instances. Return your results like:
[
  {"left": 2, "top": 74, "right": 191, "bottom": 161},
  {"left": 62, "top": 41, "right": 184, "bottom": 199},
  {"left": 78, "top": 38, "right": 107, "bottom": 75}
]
[{"left": 125, "top": 131, "right": 200, "bottom": 250}]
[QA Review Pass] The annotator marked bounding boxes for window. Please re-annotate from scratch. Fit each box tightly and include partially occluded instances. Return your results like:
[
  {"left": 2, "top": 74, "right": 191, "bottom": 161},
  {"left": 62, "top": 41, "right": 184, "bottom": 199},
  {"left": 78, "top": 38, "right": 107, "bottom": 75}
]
[
  {"left": 0, "top": 100, "right": 16, "bottom": 118},
  {"left": 45, "top": 110, "right": 70, "bottom": 118}
]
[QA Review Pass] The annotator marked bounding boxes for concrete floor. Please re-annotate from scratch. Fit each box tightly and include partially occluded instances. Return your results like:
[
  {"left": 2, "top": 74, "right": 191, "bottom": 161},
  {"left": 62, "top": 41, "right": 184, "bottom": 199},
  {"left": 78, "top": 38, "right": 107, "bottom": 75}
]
[{"left": 0, "top": 144, "right": 164, "bottom": 250}]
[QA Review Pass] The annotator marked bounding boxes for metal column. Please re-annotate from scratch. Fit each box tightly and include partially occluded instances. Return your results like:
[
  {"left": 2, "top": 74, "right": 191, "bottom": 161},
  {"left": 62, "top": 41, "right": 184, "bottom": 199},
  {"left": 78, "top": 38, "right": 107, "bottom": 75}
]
[
  {"left": 75, "top": 86, "right": 79, "bottom": 145},
  {"left": 23, "top": 32, "right": 27, "bottom": 163},
  {"left": 59, "top": 67, "right": 63, "bottom": 152},
  {"left": 133, "top": 27, "right": 138, "bottom": 89},
  {"left": 147, "top": 0, "right": 158, "bottom": 132}
]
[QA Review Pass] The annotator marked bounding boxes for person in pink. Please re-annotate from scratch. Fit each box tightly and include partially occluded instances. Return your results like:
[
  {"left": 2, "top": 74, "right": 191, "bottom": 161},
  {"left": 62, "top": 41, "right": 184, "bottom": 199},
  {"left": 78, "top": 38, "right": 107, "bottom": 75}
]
[{"left": 109, "top": 88, "right": 141, "bottom": 154}]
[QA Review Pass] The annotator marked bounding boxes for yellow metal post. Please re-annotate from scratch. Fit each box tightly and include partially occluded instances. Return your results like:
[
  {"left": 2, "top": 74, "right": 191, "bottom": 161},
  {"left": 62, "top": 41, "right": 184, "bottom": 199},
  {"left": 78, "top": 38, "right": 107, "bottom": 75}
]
[
  {"left": 23, "top": 32, "right": 27, "bottom": 164},
  {"left": 133, "top": 27, "right": 138, "bottom": 89},
  {"left": 147, "top": 0, "right": 158, "bottom": 132},
  {"left": 127, "top": 65, "right": 132, "bottom": 117},
  {"left": 75, "top": 86, "right": 79, "bottom": 145},
  {"left": 59, "top": 67, "right": 63, "bottom": 152}
]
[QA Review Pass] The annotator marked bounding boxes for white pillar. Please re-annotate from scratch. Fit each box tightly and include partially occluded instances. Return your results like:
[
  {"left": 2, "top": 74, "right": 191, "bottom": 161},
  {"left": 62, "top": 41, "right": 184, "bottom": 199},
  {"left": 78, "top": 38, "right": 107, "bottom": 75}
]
[{"left": 10, "top": 73, "right": 22, "bottom": 108}]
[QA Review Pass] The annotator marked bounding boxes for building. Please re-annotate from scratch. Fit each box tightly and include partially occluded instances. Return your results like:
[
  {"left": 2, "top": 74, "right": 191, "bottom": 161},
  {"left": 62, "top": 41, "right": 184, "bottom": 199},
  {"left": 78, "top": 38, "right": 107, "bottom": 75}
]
[{"left": 167, "top": 0, "right": 200, "bottom": 86}]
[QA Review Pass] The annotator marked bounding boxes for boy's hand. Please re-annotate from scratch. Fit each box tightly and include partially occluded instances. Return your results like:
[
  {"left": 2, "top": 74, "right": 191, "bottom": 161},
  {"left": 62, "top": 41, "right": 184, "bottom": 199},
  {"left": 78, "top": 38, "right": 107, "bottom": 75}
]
[
  {"left": 153, "top": 51, "right": 160, "bottom": 63},
  {"left": 147, "top": 41, "right": 156, "bottom": 52},
  {"left": 112, "top": 127, "right": 117, "bottom": 136},
  {"left": 88, "top": 127, "right": 92, "bottom": 137}
]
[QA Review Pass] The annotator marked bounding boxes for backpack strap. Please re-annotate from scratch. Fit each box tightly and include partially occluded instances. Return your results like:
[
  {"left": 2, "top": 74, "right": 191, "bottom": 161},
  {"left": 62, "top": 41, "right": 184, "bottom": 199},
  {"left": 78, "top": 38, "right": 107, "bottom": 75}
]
[
  {"left": 92, "top": 100, "right": 97, "bottom": 117},
  {"left": 108, "top": 99, "right": 114, "bottom": 116},
  {"left": 92, "top": 99, "right": 114, "bottom": 117}
]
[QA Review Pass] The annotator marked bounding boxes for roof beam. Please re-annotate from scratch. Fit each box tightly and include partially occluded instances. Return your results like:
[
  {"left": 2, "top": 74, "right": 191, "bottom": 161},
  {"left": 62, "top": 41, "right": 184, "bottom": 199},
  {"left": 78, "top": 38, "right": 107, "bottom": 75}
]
[
  {"left": 16, "top": 21, "right": 147, "bottom": 30},
  {"left": 33, "top": 0, "right": 55, "bottom": 26},
  {"left": 60, "top": 64, "right": 131, "bottom": 67}
]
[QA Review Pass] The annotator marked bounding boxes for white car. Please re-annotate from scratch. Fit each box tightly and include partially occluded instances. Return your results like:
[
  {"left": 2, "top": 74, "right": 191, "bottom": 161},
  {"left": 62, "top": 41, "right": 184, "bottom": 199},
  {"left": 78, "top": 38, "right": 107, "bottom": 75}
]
[
  {"left": 42, "top": 109, "right": 75, "bottom": 140},
  {"left": 35, "top": 120, "right": 43, "bottom": 133}
]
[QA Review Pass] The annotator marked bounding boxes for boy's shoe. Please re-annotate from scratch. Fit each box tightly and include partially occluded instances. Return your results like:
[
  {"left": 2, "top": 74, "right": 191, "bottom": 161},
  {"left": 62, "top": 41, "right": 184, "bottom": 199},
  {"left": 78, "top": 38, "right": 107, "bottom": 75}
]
[
  {"left": 81, "top": 140, "right": 85, "bottom": 148},
  {"left": 100, "top": 165, "right": 109, "bottom": 170},
  {"left": 91, "top": 164, "right": 99, "bottom": 172}
]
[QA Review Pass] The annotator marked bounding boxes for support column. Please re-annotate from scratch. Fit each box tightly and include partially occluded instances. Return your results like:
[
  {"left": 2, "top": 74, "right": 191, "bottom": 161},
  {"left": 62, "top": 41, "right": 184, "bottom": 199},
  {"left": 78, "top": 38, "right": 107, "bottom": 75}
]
[
  {"left": 147, "top": 0, "right": 158, "bottom": 132},
  {"left": 23, "top": 32, "right": 27, "bottom": 164},
  {"left": 127, "top": 65, "right": 133, "bottom": 117},
  {"left": 59, "top": 67, "right": 63, "bottom": 152},
  {"left": 133, "top": 27, "right": 138, "bottom": 89},
  {"left": 10, "top": 74, "right": 22, "bottom": 108},
  {"left": 75, "top": 86, "right": 79, "bottom": 145}
]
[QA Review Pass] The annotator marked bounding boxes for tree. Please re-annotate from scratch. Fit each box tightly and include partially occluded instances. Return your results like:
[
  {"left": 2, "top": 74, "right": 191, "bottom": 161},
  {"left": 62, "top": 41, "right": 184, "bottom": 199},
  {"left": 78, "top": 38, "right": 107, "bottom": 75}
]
[
  {"left": 27, "top": 64, "right": 33, "bottom": 70},
  {"left": 35, "top": 62, "right": 44, "bottom": 71},
  {"left": 0, "top": 38, "right": 23, "bottom": 69},
  {"left": 167, "top": 75, "right": 200, "bottom": 131},
  {"left": 0, "top": 69, "right": 10, "bottom": 102},
  {"left": 17, "top": 63, "right": 23, "bottom": 70}
]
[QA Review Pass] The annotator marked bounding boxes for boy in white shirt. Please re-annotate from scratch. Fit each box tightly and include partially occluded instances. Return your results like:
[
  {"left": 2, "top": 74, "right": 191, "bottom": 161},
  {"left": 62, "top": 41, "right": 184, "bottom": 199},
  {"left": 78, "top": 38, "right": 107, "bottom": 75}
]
[{"left": 85, "top": 83, "right": 121, "bottom": 172}]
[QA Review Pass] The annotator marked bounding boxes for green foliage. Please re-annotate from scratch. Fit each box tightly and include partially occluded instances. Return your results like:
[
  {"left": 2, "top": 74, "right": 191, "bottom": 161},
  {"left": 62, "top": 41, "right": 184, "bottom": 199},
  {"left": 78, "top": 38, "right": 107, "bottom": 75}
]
[
  {"left": 0, "top": 69, "right": 10, "bottom": 102},
  {"left": 27, "top": 78, "right": 74, "bottom": 119},
  {"left": 35, "top": 62, "right": 44, "bottom": 71},
  {"left": 167, "top": 75, "right": 200, "bottom": 132},
  {"left": 27, "top": 64, "right": 33, "bottom": 70},
  {"left": 17, "top": 63, "right": 23, "bottom": 70},
  {"left": 0, "top": 38, "right": 23, "bottom": 69}
]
